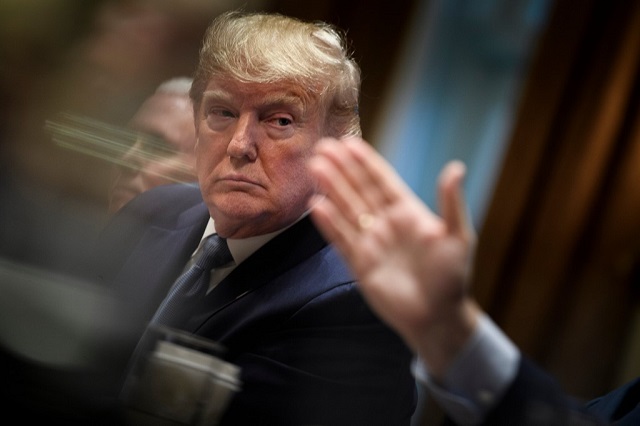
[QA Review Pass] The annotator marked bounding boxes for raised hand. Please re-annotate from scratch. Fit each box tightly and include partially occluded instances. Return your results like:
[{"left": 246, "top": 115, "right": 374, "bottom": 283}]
[{"left": 308, "top": 137, "right": 481, "bottom": 376}]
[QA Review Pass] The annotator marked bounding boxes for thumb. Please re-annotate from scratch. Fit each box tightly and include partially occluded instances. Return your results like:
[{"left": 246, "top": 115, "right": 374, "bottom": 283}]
[{"left": 438, "top": 160, "right": 473, "bottom": 238}]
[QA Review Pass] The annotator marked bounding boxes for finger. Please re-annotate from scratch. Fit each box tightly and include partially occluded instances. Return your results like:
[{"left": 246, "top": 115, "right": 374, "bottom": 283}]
[
  {"left": 314, "top": 137, "right": 392, "bottom": 212},
  {"left": 437, "top": 160, "right": 473, "bottom": 238},
  {"left": 308, "top": 194, "right": 361, "bottom": 265},
  {"left": 341, "top": 137, "right": 425, "bottom": 209},
  {"left": 309, "top": 146, "right": 371, "bottom": 229}
]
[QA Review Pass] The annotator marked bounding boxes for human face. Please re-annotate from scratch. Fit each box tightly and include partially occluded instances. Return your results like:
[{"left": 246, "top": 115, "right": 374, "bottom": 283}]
[
  {"left": 194, "top": 78, "right": 324, "bottom": 238},
  {"left": 109, "top": 93, "right": 197, "bottom": 213}
]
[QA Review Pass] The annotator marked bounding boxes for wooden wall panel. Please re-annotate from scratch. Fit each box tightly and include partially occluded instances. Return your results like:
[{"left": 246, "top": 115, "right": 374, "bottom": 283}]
[{"left": 474, "top": 0, "right": 640, "bottom": 398}]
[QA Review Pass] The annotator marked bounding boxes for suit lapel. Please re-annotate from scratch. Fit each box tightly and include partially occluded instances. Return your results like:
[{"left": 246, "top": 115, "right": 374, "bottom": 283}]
[
  {"left": 587, "top": 377, "right": 640, "bottom": 425},
  {"left": 187, "top": 216, "right": 328, "bottom": 331},
  {"left": 117, "top": 203, "right": 210, "bottom": 323}
]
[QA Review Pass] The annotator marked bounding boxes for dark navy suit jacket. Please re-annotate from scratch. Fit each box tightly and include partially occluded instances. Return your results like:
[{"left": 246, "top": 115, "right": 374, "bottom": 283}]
[
  {"left": 97, "top": 183, "right": 417, "bottom": 425},
  {"left": 475, "top": 358, "right": 640, "bottom": 425}
]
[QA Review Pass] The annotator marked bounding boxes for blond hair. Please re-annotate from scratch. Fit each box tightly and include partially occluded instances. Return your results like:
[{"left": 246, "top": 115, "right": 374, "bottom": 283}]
[{"left": 190, "top": 11, "right": 361, "bottom": 137}]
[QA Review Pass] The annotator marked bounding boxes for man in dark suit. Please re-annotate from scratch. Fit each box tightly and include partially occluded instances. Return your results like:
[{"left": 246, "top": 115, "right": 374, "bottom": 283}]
[
  {"left": 306, "top": 136, "right": 640, "bottom": 425},
  {"left": 98, "top": 11, "right": 416, "bottom": 426},
  {"left": 108, "top": 77, "right": 198, "bottom": 214}
]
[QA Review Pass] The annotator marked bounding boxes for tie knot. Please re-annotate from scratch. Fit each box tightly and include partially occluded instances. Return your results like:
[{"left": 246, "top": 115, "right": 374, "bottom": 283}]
[{"left": 195, "top": 234, "right": 233, "bottom": 270}]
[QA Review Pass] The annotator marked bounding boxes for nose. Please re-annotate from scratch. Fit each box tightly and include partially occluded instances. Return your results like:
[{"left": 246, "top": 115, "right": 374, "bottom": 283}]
[{"left": 227, "top": 115, "right": 258, "bottom": 161}]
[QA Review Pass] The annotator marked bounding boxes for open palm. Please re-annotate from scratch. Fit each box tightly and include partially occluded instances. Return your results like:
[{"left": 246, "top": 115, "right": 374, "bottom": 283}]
[{"left": 308, "top": 137, "right": 479, "bottom": 372}]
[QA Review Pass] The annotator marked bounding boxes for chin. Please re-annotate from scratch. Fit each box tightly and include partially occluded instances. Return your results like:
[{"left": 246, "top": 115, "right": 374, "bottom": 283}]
[
  {"left": 210, "top": 191, "right": 255, "bottom": 209},
  {"left": 211, "top": 198, "right": 267, "bottom": 222}
]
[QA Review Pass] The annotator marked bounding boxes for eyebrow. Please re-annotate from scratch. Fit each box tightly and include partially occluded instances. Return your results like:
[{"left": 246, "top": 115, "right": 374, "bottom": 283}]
[
  {"left": 201, "top": 89, "right": 306, "bottom": 116},
  {"left": 201, "top": 89, "right": 233, "bottom": 104},
  {"left": 261, "top": 92, "right": 305, "bottom": 110}
]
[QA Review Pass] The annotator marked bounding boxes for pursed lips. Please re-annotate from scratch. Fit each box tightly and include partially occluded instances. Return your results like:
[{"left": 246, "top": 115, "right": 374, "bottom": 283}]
[{"left": 217, "top": 173, "right": 264, "bottom": 188}]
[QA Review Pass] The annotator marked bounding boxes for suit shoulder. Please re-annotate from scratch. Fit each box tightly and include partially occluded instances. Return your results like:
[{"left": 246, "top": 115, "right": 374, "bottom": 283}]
[
  {"left": 103, "top": 184, "right": 204, "bottom": 235},
  {"left": 586, "top": 376, "right": 640, "bottom": 421},
  {"left": 119, "top": 183, "right": 202, "bottom": 221}
]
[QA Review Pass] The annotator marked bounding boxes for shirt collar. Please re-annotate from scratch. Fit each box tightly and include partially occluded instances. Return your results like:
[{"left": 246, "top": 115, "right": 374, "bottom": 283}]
[{"left": 201, "top": 210, "right": 311, "bottom": 266}]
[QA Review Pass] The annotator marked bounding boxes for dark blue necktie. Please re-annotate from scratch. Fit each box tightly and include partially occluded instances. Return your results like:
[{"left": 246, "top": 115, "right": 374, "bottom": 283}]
[{"left": 150, "top": 233, "right": 233, "bottom": 328}]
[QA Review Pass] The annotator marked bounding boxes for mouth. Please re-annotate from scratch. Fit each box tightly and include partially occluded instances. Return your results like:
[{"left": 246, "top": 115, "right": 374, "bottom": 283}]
[{"left": 218, "top": 174, "right": 263, "bottom": 187}]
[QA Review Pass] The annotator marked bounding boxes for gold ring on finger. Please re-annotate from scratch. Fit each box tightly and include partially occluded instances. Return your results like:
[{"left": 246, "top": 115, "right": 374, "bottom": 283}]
[{"left": 357, "top": 213, "right": 376, "bottom": 231}]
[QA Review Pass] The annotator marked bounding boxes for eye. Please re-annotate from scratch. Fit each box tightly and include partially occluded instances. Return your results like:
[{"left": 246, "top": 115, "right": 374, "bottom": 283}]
[
  {"left": 204, "top": 106, "right": 236, "bottom": 131},
  {"left": 276, "top": 117, "right": 292, "bottom": 126},
  {"left": 266, "top": 114, "right": 293, "bottom": 128},
  {"left": 264, "top": 115, "right": 296, "bottom": 139},
  {"left": 208, "top": 108, "right": 235, "bottom": 118}
]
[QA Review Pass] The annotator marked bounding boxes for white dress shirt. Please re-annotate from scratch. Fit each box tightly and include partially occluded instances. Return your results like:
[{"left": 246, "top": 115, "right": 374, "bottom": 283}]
[{"left": 192, "top": 212, "right": 310, "bottom": 292}]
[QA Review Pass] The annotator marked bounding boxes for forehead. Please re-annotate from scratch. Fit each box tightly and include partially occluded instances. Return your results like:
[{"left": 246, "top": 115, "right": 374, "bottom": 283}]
[
  {"left": 201, "top": 78, "right": 316, "bottom": 111},
  {"left": 131, "top": 93, "right": 192, "bottom": 129},
  {"left": 129, "top": 94, "right": 193, "bottom": 133},
  {"left": 129, "top": 93, "right": 195, "bottom": 150}
]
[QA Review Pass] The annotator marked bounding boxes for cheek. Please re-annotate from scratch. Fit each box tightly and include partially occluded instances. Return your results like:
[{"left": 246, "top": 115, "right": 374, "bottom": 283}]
[
  {"left": 195, "top": 137, "right": 225, "bottom": 177},
  {"left": 268, "top": 149, "right": 315, "bottom": 201},
  {"left": 195, "top": 154, "right": 208, "bottom": 180}
]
